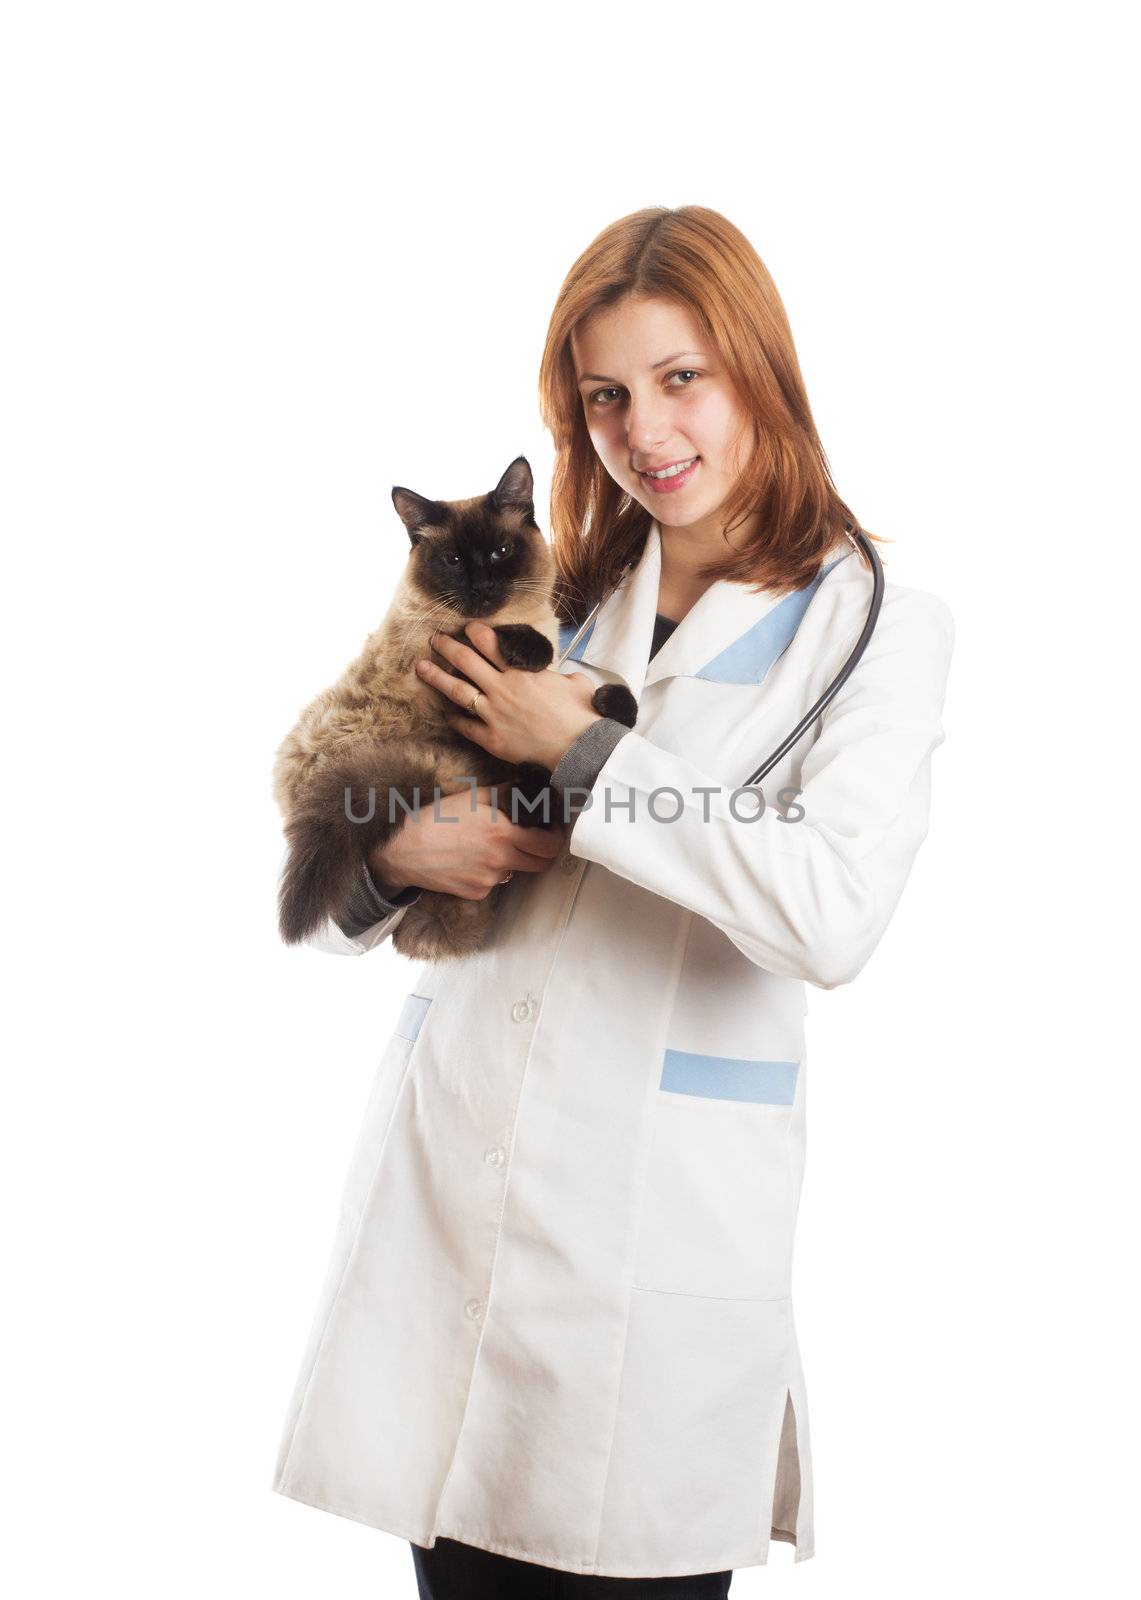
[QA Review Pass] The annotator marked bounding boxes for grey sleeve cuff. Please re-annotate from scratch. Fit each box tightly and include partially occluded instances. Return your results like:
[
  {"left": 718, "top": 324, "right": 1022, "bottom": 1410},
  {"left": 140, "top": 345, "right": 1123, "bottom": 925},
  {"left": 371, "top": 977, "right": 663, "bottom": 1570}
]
[
  {"left": 550, "top": 718, "right": 633, "bottom": 835},
  {"left": 331, "top": 857, "right": 423, "bottom": 939}
]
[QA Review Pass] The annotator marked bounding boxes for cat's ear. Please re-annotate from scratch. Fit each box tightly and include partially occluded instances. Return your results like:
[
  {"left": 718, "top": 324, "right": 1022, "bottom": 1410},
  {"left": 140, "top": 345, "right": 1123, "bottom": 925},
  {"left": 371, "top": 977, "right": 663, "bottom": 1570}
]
[
  {"left": 391, "top": 486, "right": 448, "bottom": 544},
  {"left": 490, "top": 455, "right": 534, "bottom": 515}
]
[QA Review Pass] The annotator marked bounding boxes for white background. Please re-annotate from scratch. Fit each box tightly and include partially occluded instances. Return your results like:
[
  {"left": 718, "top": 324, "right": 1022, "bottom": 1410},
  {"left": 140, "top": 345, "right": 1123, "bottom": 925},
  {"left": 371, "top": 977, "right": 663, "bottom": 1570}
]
[{"left": 4, "top": 3, "right": 1137, "bottom": 1596}]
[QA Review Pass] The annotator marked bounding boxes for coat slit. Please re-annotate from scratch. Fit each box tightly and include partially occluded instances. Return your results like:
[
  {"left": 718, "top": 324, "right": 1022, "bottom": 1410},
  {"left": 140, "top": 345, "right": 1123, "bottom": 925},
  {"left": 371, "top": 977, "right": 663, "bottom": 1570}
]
[{"left": 769, "top": 1386, "right": 802, "bottom": 1551}]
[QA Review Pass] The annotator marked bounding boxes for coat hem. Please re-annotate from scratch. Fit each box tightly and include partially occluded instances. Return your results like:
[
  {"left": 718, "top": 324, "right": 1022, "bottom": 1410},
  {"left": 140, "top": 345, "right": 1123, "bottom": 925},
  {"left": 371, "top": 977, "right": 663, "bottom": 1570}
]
[
  {"left": 271, "top": 1478, "right": 808, "bottom": 1577},
  {"left": 772, "top": 1527, "right": 816, "bottom": 1559}
]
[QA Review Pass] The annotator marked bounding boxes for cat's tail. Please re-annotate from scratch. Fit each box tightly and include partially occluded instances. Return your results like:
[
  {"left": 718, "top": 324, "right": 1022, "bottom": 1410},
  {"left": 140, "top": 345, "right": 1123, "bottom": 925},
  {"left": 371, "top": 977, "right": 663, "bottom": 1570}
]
[{"left": 277, "top": 743, "right": 430, "bottom": 946}]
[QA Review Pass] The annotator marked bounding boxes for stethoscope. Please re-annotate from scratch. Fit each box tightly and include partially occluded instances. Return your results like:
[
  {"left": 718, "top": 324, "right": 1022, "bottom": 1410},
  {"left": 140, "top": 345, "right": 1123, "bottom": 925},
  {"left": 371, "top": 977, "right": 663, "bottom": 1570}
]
[{"left": 555, "top": 521, "right": 884, "bottom": 787}]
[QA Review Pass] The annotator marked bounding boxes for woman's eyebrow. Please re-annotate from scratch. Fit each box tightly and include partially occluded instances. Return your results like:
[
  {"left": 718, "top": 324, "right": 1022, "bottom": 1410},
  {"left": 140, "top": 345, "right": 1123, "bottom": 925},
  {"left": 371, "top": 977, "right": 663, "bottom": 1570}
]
[{"left": 576, "top": 350, "right": 707, "bottom": 385}]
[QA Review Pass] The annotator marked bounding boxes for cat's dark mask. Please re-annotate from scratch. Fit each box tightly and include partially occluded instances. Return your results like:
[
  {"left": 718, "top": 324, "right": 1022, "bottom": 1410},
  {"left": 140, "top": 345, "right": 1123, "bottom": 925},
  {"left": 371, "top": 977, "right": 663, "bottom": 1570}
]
[{"left": 390, "top": 455, "right": 547, "bottom": 620}]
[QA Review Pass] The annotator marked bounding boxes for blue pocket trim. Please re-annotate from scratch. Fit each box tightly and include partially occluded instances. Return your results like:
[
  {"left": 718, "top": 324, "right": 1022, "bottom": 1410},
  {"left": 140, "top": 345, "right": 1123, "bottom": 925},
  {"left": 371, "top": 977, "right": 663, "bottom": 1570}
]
[
  {"left": 661, "top": 1048, "right": 799, "bottom": 1105},
  {"left": 394, "top": 993, "right": 433, "bottom": 1043}
]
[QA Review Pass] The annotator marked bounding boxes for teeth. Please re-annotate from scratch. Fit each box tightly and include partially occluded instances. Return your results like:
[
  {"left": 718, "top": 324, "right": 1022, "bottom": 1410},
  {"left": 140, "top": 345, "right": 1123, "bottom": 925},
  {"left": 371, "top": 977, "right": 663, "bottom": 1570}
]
[{"left": 645, "top": 457, "right": 697, "bottom": 479}]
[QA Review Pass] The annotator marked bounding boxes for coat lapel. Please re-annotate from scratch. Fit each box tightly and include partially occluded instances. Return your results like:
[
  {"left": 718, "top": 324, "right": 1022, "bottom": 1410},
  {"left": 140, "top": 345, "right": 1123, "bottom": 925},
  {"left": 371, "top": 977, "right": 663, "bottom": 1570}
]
[{"left": 558, "top": 521, "right": 853, "bottom": 697}]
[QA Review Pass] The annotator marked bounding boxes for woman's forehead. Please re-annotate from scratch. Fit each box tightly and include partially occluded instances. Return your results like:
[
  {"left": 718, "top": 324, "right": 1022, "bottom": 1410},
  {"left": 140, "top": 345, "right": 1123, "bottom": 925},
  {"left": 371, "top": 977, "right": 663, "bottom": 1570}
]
[{"left": 572, "top": 297, "right": 708, "bottom": 376}]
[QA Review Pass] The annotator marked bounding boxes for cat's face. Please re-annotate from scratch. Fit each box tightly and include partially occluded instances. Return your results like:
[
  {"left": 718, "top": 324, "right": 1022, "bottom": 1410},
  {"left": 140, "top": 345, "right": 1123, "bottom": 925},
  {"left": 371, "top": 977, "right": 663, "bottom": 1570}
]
[{"left": 391, "top": 456, "right": 554, "bottom": 621}]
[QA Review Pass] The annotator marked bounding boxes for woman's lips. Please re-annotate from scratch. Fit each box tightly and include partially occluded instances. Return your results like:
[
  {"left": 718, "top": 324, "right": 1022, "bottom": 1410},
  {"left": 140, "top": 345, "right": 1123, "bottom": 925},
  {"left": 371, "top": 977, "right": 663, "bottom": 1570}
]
[{"left": 639, "top": 456, "right": 700, "bottom": 494}]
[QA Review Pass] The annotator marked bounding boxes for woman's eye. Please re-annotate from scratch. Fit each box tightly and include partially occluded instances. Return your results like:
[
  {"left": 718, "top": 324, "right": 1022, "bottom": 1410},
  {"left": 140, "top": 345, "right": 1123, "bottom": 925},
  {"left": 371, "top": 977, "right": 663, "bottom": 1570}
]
[
  {"left": 489, "top": 540, "right": 512, "bottom": 562},
  {"left": 588, "top": 370, "right": 700, "bottom": 407}
]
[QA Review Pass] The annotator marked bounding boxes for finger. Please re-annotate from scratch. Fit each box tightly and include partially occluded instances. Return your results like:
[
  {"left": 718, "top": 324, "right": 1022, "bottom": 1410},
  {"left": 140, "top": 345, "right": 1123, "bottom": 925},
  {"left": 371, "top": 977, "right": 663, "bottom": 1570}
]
[
  {"left": 494, "top": 801, "right": 566, "bottom": 851},
  {"left": 418, "top": 657, "right": 492, "bottom": 711},
  {"left": 500, "top": 837, "right": 564, "bottom": 871},
  {"left": 508, "top": 828, "right": 565, "bottom": 860},
  {"left": 570, "top": 672, "right": 601, "bottom": 701},
  {"left": 479, "top": 784, "right": 564, "bottom": 841},
  {"left": 443, "top": 708, "right": 489, "bottom": 745},
  {"left": 463, "top": 619, "right": 507, "bottom": 668},
  {"left": 426, "top": 629, "right": 500, "bottom": 693}
]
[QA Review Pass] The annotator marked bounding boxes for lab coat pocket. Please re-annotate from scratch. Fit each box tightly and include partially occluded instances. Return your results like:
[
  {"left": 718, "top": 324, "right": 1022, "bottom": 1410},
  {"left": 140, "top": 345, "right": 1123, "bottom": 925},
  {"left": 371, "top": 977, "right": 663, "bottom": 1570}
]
[{"left": 632, "top": 1053, "right": 800, "bottom": 1302}]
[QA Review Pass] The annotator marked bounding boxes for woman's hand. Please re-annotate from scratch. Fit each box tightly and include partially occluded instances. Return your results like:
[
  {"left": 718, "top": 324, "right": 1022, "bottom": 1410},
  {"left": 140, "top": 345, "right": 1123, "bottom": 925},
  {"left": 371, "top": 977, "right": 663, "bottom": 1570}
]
[
  {"left": 415, "top": 621, "right": 601, "bottom": 771},
  {"left": 368, "top": 784, "right": 566, "bottom": 901}
]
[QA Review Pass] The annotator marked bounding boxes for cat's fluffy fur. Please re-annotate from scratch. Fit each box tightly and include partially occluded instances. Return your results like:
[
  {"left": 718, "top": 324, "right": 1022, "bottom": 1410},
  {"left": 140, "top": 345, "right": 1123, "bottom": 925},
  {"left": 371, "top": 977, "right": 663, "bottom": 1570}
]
[{"left": 272, "top": 456, "right": 637, "bottom": 961}]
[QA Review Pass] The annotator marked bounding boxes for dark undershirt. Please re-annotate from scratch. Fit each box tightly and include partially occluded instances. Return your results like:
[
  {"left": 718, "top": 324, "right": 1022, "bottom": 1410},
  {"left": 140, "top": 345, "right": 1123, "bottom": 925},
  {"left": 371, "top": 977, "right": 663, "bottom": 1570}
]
[
  {"left": 649, "top": 610, "right": 681, "bottom": 658},
  {"left": 332, "top": 613, "right": 681, "bottom": 937}
]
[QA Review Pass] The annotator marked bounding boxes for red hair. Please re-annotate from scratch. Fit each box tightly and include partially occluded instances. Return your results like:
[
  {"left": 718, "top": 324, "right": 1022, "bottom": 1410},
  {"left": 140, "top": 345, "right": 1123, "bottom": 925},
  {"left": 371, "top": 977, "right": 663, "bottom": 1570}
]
[{"left": 537, "top": 206, "right": 888, "bottom": 624}]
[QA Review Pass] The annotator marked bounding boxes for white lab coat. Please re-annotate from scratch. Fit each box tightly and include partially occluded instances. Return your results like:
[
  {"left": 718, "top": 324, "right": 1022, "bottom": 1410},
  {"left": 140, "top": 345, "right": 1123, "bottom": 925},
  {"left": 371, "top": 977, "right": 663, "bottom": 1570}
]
[{"left": 271, "top": 521, "right": 955, "bottom": 1578}]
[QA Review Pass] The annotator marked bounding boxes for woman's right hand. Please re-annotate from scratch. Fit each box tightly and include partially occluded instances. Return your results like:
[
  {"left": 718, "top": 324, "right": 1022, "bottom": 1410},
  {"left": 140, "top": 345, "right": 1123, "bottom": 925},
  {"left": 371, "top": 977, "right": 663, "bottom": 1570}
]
[{"left": 367, "top": 785, "right": 566, "bottom": 901}]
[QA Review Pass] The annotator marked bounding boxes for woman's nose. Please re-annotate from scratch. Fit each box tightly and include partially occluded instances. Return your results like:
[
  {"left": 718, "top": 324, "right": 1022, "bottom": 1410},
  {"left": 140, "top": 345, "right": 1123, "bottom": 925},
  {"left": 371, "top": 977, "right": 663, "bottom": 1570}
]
[{"left": 623, "top": 388, "right": 671, "bottom": 454}]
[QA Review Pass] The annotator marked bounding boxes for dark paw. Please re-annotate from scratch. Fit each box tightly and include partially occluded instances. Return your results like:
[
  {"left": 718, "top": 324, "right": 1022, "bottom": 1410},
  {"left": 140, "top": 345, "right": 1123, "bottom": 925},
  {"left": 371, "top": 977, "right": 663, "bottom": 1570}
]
[
  {"left": 500, "top": 761, "right": 558, "bottom": 829},
  {"left": 590, "top": 683, "right": 639, "bottom": 728},
  {"left": 492, "top": 624, "right": 554, "bottom": 672}
]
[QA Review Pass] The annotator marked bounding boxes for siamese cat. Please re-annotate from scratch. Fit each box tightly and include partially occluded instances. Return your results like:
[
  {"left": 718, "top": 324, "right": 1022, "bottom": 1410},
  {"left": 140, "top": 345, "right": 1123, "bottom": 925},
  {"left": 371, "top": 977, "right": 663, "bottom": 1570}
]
[{"left": 273, "top": 455, "right": 638, "bottom": 961}]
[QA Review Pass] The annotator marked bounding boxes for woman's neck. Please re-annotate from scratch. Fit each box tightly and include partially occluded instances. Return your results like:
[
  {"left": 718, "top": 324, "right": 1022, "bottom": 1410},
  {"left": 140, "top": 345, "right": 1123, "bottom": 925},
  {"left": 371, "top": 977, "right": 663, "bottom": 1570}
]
[
  {"left": 657, "top": 556, "right": 715, "bottom": 624},
  {"left": 656, "top": 595, "right": 691, "bottom": 625},
  {"left": 657, "top": 514, "right": 753, "bottom": 623}
]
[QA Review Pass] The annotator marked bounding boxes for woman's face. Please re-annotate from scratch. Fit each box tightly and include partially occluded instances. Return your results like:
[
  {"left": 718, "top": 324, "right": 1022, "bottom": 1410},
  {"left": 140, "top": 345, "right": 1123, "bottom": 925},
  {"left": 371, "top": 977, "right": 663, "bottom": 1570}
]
[{"left": 570, "top": 295, "right": 757, "bottom": 542}]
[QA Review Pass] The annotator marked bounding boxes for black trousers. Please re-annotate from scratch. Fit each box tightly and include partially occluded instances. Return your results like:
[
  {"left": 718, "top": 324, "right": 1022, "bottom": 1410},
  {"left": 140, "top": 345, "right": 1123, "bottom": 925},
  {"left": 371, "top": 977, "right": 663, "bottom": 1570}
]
[{"left": 410, "top": 1537, "right": 732, "bottom": 1598}]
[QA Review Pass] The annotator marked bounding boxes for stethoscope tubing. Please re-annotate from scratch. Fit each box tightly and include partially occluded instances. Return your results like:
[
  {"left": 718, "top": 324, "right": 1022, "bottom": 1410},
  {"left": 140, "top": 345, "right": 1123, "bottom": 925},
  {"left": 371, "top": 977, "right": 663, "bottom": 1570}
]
[
  {"left": 555, "top": 523, "right": 884, "bottom": 788},
  {"left": 743, "top": 526, "right": 883, "bottom": 785}
]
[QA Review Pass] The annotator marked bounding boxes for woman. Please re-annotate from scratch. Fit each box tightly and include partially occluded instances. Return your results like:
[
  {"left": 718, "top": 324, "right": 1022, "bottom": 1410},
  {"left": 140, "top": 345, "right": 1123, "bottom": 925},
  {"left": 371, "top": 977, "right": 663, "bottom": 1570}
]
[{"left": 271, "top": 206, "right": 955, "bottom": 1597}]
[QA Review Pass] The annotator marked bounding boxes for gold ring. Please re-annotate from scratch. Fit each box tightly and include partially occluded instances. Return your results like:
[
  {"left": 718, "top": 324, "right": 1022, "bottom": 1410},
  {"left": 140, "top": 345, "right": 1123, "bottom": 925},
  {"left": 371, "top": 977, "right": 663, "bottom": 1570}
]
[{"left": 469, "top": 689, "right": 483, "bottom": 714}]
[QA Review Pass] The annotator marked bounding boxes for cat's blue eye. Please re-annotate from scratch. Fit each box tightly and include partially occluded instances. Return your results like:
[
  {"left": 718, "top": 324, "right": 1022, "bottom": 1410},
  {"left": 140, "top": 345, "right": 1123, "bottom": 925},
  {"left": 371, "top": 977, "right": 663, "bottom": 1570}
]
[
  {"left": 444, "top": 552, "right": 461, "bottom": 565},
  {"left": 490, "top": 541, "right": 512, "bottom": 562}
]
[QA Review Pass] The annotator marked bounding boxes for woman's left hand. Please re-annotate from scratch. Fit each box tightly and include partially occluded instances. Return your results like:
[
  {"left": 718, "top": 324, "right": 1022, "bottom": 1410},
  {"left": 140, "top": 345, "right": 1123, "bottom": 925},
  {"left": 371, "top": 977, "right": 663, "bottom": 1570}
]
[{"left": 416, "top": 621, "right": 602, "bottom": 771}]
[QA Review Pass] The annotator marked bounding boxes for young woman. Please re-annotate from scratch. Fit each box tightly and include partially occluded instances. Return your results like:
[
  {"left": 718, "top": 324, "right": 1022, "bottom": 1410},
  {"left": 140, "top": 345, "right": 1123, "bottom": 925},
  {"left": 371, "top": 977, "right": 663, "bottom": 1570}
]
[{"left": 271, "top": 206, "right": 955, "bottom": 1598}]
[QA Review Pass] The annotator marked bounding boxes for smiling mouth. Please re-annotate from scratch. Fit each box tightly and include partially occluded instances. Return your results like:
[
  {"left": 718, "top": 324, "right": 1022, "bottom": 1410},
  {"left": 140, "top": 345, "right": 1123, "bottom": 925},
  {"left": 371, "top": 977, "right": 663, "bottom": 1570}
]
[{"left": 640, "top": 456, "right": 699, "bottom": 480}]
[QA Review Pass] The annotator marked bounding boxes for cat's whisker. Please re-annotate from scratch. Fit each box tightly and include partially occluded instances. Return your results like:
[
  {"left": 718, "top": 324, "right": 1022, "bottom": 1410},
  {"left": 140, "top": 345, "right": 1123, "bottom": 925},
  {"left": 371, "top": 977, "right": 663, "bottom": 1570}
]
[{"left": 395, "top": 598, "right": 467, "bottom": 647}]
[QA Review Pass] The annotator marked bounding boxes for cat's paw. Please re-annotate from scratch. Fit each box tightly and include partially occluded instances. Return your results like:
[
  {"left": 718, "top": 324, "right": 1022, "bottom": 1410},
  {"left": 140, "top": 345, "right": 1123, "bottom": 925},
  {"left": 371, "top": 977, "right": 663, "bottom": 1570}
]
[
  {"left": 590, "top": 683, "right": 639, "bottom": 728},
  {"left": 500, "top": 761, "right": 559, "bottom": 829},
  {"left": 492, "top": 624, "right": 554, "bottom": 672}
]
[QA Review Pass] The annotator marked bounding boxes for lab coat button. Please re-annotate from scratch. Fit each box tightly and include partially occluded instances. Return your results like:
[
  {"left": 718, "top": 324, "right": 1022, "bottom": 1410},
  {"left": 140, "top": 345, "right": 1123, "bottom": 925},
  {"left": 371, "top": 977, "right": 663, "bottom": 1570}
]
[
  {"left": 483, "top": 1145, "right": 506, "bottom": 1167},
  {"left": 464, "top": 1298, "right": 485, "bottom": 1321},
  {"left": 510, "top": 998, "right": 531, "bottom": 1023}
]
